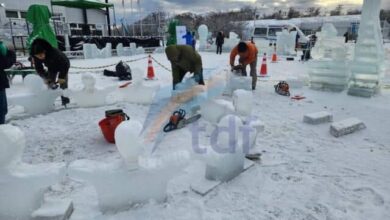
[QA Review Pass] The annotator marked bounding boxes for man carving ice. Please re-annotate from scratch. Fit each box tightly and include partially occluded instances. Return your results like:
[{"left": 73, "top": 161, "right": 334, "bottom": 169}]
[
  {"left": 30, "top": 39, "right": 70, "bottom": 106},
  {"left": 165, "top": 45, "right": 205, "bottom": 90},
  {"left": 230, "top": 42, "right": 258, "bottom": 90}
]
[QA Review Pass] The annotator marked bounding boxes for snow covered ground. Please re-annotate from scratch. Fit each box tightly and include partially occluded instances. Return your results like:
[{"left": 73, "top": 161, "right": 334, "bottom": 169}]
[{"left": 4, "top": 45, "right": 390, "bottom": 220}]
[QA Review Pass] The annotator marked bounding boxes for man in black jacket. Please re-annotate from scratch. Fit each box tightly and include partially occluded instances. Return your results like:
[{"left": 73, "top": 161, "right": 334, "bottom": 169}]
[
  {"left": 0, "top": 42, "right": 16, "bottom": 124},
  {"left": 30, "top": 38, "right": 70, "bottom": 106},
  {"left": 216, "top": 31, "right": 224, "bottom": 55}
]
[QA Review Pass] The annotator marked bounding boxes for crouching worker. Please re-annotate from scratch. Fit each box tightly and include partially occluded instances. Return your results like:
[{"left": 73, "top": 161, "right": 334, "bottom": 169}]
[
  {"left": 230, "top": 41, "right": 258, "bottom": 90},
  {"left": 165, "top": 45, "right": 205, "bottom": 90},
  {"left": 0, "top": 41, "right": 16, "bottom": 124},
  {"left": 30, "top": 39, "right": 70, "bottom": 106}
]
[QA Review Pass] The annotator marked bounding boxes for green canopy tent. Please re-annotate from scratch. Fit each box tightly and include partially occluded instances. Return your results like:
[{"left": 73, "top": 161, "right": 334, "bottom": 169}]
[
  {"left": 50, "top": 0, "right": 114, "bottom": 35},
  {"left": 26, "top": 4, "right": 59, "bottom": 50}
]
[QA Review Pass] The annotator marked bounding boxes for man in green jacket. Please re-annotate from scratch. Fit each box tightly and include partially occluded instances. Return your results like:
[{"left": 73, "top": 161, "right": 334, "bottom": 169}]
[{"left": 165, "top": 45, "right": 205, "bottom": 90}]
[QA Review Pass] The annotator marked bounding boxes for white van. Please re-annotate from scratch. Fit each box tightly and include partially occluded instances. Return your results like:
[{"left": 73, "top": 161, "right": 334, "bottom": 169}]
[{"left": 252, "top": 22, "right": 309, "bottom": 45}]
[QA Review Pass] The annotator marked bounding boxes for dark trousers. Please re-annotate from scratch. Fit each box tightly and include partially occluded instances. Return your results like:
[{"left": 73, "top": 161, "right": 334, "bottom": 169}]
[
  {"left": 241, "top": 58, "right": 258, "bottom": 90},
  {"left": 216, "top": 45, "right": 222, "bottom": 54},
  {"left": 0, "top": 89, "right": 7, "bottom": 124}
]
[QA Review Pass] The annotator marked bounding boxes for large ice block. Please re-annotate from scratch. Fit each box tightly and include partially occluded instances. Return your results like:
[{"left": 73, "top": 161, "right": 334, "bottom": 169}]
[
  {"left": 8, "top": 75, "right": 62, "bottom": 115},
  {"left": 0, "top": 125, "right": 65, "bottom": 220},
  {"left": 348, "top": 0, "right": 385, "bottom": 97}
]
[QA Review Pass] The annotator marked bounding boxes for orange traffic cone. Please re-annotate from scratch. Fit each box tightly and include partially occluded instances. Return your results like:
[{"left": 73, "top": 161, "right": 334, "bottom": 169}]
[
  {"left": 146, "top": 55, "right": 155, "bottom": 80},
  {"left": 271, "top": 46, "right": 278, "bottom": 63},
  {"left": 259, "top": 53, "right": 268, "bottom": 77}
]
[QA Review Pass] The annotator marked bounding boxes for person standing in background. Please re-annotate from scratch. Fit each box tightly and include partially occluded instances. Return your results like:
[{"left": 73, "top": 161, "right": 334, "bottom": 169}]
[
  {"left": 216, "top": 31, "right": 225, "bottom": 54},
  {"left": 0, "top": 41, "right": 17, "bottom": 124}
]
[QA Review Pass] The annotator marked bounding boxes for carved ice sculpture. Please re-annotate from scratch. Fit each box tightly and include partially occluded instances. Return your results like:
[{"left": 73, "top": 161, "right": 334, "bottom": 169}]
[
  {"left": 198, "top": 25, "right": 208, "bottom": 50},
  {"left": 308, "top": 23, "right": 349, "bottom": 91},
  {"left": 8, "top": 75, "right": 62, "bottom": 115},
  {"left": 119, "top": 78, "right": 160, "bottom": 105},
  {"left": 68, "top": 119, "right": 179, "bottom": 213},
  {"left": 224, "top": 32, "right": 241, "bottom": 51},
  {"left": 114, "top": 120, "right": 143, "bottom": 170},
  {"left": 116, "top": 43, "right": 132, "bottom": 57},
  {"left": 348, "top": 0, "right": 385, "bottom": 97},
  {"left": 171, "top": 78, "right": 207, "bottom": 114},
  {"left": 63, "top": 74, "right": 116, "bottom": 108},
  {"left": 68, "top": 159, "right": 172, "bottom": 213},
  {"left": 83, "top": 43, "right": 112, "bottom": 59},
  {"left": 207, "top": 70, "right": 228, "bottom": 99},
  {"left": 276, "top": 29, "right": 297, "bottom": 55},
  {"left": 0, "top": 125, "right": 64, "bottom": 220}
]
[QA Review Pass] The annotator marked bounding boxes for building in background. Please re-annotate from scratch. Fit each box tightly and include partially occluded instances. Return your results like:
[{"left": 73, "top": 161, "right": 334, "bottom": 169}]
[{"left": 0, "top": 0, "right": 108, "bottom": 38}]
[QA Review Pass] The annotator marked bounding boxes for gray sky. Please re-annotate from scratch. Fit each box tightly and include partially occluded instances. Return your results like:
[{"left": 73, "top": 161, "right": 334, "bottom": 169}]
[{"left": 108, "top": 0, "right": 389, "bottom": 23}]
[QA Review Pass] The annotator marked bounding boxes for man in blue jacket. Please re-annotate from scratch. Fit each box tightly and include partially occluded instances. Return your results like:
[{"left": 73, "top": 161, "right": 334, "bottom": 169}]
[
  {"left": 0, "top": 41, "right": 16, "bottom": 124},
  {"left": 182, "top": 31, "right": 193, "bottom": 47}
]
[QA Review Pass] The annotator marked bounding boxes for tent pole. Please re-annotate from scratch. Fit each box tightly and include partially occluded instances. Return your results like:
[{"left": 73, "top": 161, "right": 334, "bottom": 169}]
[
  {"left": 105, "top": 0, "right": 111, "bottom": 36},
  {"left": 82, "top": 9, "right": 90, "bottom": 35}
]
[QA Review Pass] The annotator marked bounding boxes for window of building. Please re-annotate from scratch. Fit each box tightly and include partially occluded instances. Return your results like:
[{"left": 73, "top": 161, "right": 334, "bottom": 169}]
[
  {"left": 5, "top": 10, "right": 19, "bottom": 18},
  {"left": 20, "top": 11, "right": 27, "bottom": 19}
]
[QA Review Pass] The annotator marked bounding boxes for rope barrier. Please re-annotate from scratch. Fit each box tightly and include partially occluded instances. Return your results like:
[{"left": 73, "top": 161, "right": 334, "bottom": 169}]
[
  {"left": 70, "top": 56, "right": 149, "bottom": 70},
  {"left": 150, "top": 56, "right": 172, "bottom": 72},
  {"left": 69, "top": 55, "right": 172, "bottom": 72}
]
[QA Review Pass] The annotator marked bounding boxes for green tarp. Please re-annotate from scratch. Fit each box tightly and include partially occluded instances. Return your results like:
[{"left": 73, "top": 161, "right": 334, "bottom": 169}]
[
  {"left": 167, "top": 20, "right": 179, "bottom": 46},
  {"left": 26, "top": 5, "right": 58, "bottom": 50},
  {"left": 51, "top": 0, "right": 113, "bottom": 9}
]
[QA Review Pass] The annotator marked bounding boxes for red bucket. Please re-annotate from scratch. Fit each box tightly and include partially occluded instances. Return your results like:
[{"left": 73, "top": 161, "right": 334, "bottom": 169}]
[{"left": 99, "top": 115, "right": 125, "bottom": 144}]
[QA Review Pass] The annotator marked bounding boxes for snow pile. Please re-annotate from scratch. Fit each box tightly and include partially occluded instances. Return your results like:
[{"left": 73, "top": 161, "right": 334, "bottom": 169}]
[
  {"left": 63, "top": 74, "right": 116, "bottom": 108},
  {"left": 309, "top": 23, "right": 349, "bottom": 91},
  {"left": 348, "top": 0, "right": 385, "bottom": 97},
  {"left": 0, "top": 125, "right": 65, "bottom": 220},
  {"left": 8, "top": 75, "right": 62, "bottom": 115}
]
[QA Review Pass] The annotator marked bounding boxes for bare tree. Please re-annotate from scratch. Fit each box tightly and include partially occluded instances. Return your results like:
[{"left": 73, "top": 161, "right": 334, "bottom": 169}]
[{"left": 330, "top": 5, "right": 343, "bottom": 16}]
